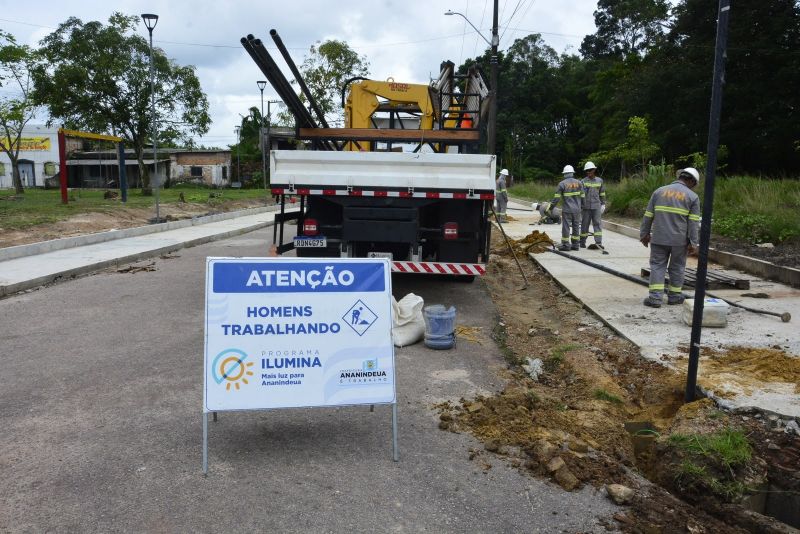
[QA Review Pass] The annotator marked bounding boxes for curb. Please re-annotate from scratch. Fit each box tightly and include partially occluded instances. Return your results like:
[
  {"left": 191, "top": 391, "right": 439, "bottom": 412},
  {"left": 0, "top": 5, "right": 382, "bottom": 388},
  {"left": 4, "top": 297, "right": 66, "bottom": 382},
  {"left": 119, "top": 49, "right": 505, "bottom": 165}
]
[
  {"left": 0, "top": 217, "right": 276, "bottom": 298},
  {"left": 603, "top": 220, "right": 800, "bottom": 288},
  {"left": 0, "top": 205, "right": 279, "bottom": 262}
]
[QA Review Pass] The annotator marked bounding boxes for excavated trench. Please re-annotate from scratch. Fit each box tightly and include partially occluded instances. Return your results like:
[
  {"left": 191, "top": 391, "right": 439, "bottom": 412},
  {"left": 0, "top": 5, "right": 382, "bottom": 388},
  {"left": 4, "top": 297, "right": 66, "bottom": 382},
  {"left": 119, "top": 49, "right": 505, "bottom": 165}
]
[{"left": 438, "top": 241, "right": 800, "bottom": 532}]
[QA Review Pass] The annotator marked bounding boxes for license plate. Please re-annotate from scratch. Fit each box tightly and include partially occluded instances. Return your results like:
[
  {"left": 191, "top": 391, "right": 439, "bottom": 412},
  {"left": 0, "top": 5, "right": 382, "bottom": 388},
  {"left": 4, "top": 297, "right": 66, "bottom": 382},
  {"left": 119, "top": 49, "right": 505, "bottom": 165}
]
[
  {"left": 367, "top": 252, "right": 393, "bottom": 260},
  {"left": 294, "top": 236, "right": 327, "bottom": 248}
]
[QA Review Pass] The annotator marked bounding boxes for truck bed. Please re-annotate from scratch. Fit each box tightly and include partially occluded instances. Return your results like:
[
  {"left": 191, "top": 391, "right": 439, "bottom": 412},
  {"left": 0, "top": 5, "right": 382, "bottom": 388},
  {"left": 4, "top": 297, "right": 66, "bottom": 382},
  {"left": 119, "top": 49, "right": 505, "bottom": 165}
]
[{"left": 270, "top": 151, "right": 495, "bottom": 193}]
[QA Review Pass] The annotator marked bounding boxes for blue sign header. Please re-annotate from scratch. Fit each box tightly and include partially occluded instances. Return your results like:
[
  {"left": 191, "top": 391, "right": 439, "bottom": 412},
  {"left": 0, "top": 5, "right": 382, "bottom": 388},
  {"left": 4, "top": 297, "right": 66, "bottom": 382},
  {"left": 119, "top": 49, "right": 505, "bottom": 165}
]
[{"left": 212, "top": 261, "right": 386, "bottom": 293}]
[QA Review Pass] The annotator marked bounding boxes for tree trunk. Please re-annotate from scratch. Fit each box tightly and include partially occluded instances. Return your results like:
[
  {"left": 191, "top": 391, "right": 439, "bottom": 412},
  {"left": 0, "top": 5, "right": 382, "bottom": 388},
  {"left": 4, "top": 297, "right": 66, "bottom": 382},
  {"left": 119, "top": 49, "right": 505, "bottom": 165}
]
[
  {"left": 10, "top": 157, "right": 24, "bottom": 195},
  {"left": 135, "top": 145, "right": 152, "bottom": 195}
]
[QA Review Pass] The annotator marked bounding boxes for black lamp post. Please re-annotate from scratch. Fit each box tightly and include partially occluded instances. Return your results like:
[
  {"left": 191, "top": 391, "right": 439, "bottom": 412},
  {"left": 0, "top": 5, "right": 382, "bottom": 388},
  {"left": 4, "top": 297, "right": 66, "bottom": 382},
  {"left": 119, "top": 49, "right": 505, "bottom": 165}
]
[
  {"left": 141, "top": 13, "right": 160, "bottom": 221},
  {"left": 445, "top": 3, "right": 499, "bottom": 156},
  {"left": 234, "top": 125, "right": 241, "bottom": 185},
  {"left": 257, "top": 81, "right": 267, "bottom": 193}
]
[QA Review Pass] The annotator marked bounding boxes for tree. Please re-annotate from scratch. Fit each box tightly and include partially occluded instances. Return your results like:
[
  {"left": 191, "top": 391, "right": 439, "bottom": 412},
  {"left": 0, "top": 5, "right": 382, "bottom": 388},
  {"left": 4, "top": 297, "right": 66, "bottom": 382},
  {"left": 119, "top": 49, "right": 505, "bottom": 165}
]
[
  {"left": 298, "top": 40, "right": 369, "bottom": 126},
  {"left": 588, "top": 115, "right": 660, "bottom": 175},
  {"left": 580, "top": 0, "right": 671, "bottom": 59},
  {"left": 0, "top": 31, "right": 42, "bottom": 194},
  {"left": 33, "top": 13, "right": 211, "bottom": 192}
]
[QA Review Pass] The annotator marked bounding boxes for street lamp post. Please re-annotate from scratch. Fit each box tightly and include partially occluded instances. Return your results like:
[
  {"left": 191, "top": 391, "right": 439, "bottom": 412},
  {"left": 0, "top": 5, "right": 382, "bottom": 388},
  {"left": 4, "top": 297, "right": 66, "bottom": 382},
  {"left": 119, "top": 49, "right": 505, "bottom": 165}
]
[
  {"left": 141, "top": 13, "right": 160, "bottom": 222},
  {"left": 445, "top": 1, "right": 499, "bottom": 156},
  {"left": 257, "top": 81, "right": 267, "bottom": 194},
  {"left": 234, "top": 125, "right": 241, "bottom": 186},
  {"left": 265, "top": 100, "right": 280, "bottom": 175}
]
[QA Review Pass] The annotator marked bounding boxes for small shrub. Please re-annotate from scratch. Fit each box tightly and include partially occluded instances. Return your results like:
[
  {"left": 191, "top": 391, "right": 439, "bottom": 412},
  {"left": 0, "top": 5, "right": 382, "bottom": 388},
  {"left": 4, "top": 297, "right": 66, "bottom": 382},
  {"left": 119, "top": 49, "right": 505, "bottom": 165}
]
[{"left": 592, "top": 388, "right": 623, "bottom": 404}]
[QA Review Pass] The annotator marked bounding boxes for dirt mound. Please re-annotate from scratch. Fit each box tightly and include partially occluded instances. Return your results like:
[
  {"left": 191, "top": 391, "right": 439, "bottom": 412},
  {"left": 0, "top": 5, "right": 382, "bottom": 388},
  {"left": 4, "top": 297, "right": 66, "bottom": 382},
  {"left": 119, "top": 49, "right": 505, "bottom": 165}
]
[
  {"left": 491, "top": 230, "right": 554, "bottom": 257},
  {"left": 438, "top": 231, "right": 799, "bottom": 532}
]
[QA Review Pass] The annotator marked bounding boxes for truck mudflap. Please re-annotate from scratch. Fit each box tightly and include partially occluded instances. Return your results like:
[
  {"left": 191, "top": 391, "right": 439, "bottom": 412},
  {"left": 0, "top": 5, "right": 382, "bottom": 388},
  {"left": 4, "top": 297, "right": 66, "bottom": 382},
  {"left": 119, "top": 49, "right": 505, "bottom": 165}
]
[{"left": 391, "top": 261, "right": 486, "bottom": 276}]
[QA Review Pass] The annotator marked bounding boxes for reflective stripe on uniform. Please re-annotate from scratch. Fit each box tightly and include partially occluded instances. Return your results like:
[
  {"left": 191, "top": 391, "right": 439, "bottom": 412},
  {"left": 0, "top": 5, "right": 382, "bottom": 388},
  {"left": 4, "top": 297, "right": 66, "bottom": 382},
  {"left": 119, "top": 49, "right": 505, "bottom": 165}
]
[
  {"left": 561, "top": 237, "right": 569, "bottom": 243},
  {"left": 654, "top": 205, "right": 690, "bottom": 216},
  {"left": 644, "top": 211, "right": 653, "bottom": 217},
  {"left": 580, "top": 233, "right": 589, "bottom": 237},
  {"left": 584, "top": 183, "right": 601, "bottom": 187},
  {"left": 669, "top": 285, "right": 683, "bottom": 293},
  {"left": 689, "top": 214, "right": 701, "bottom": 221},
  {"left": 562, "top": 191, "right": 582, "bottom": 197},
  {"left": 570, "top": 236, "right": 580, "bottom": 241},
  {"left": 497, "top": 189, "right": 507, "bottom": 193},
  {"left": 593, "top": 231, "right": 602, "bottom": 236},
  {"left": 649, "top": 283, "right": 665, "bottom": 290}
]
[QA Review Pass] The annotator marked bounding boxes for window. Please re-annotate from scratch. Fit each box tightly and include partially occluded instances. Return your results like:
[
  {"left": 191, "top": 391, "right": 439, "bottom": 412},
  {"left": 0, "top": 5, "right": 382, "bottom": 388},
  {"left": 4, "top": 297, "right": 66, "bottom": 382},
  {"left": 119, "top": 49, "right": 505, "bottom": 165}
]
[
  {"left": 190, "top": 166, "right": 203, "bottom": 178},
  {"left": 44, "top": 162, "right": 56, "bottom": 176},
  {"left": 222, "top": 166, "right": 228, "bottom": 180}
]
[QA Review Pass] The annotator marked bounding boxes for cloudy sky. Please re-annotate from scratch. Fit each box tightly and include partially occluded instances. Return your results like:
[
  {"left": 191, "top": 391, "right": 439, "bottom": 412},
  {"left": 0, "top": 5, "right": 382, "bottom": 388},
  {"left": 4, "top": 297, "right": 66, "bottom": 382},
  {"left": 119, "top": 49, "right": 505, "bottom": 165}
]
[{"left": 1, "top": 0, "right": 599, "bottom": 147}]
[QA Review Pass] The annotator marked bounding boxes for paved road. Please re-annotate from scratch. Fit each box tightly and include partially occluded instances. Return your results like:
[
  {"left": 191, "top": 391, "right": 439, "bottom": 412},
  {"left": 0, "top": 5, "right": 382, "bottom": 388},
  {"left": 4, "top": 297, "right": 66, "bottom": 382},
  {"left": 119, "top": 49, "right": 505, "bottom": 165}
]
[{"left": 0, "top": 228, "right": 615, "bottom": 533}]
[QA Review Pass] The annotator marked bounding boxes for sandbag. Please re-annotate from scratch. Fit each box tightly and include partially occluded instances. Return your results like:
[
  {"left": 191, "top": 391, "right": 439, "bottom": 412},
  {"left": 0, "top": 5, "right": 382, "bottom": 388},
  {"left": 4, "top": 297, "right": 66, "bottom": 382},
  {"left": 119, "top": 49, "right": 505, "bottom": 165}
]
[{"left": 391, "top": 293, "right": 425, "bottom": 347}]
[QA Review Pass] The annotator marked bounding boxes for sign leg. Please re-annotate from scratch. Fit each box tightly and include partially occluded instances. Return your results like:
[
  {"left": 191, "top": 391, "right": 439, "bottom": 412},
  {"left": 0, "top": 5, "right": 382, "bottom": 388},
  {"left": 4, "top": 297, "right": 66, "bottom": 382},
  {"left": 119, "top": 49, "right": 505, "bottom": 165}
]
[
  {"left": 392, "top": 403, "right": 399, "bottom": 462},
  {"left": 202, "top": 413, "right": 209, "bottom": 475},
  {"left": 213, "top": 411, "right": 217, "bottom": 422}
]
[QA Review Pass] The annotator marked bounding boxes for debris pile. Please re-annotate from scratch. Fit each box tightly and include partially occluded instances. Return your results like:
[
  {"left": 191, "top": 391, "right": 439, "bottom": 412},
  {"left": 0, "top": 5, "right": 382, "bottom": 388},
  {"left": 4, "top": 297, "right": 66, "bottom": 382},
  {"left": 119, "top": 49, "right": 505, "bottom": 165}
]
[{"left": 492, "top": 230, "right": 554, "bottom": 257}]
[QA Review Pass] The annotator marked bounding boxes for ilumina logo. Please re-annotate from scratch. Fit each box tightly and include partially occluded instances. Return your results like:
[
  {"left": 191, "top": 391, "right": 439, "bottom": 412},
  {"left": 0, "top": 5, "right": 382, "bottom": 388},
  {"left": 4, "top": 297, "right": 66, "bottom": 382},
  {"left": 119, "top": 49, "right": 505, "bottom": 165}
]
[
  {"left": 211, "top": 349, "right": 254, "bottom": 392},
  {"left": 246, "top": 266, "right": 354, "bottom": 289}
]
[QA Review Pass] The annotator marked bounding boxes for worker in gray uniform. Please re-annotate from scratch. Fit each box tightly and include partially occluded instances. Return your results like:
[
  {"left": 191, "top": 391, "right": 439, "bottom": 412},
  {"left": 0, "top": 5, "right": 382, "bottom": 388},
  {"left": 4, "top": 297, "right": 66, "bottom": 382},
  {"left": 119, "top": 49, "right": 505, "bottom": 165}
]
[
  {"left": 579, "top": 161, "right": 606, "bottom": 248},
  {"left": 548, "top": 165, "right": 584, "bottom": 250},
  {"left": 639, "top": 167, "right": 701, "bottom": 307},
  {"left": 495, "top": 168, "right": 509, "bottom": 223}
]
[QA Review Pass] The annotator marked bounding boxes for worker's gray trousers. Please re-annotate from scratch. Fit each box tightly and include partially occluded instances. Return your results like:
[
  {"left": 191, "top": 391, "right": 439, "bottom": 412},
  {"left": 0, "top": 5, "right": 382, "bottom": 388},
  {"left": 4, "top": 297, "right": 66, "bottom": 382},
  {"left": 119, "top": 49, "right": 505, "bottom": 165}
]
[
  {"left": 648, "top": 243, "right": 688, "bottom": 299},
  {"left": 496, "top": 196, "right": 508, "bottom": 222},
  {"left": 561, "top": 211, "right": 581, "bottom": 246},
  {"left": 580, "top": 208, "right": 603, "bottom": 245}
]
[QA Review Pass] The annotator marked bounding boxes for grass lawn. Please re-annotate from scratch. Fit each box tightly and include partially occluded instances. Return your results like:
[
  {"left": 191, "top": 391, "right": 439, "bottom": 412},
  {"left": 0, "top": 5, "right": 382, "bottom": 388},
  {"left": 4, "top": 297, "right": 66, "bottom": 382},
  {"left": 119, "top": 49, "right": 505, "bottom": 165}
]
[
  {"left": 510, "top": 170, "right": 800, "bottom": 244},
  {"left": 0, "top": 184, "right": 272, "bottom": 230}
]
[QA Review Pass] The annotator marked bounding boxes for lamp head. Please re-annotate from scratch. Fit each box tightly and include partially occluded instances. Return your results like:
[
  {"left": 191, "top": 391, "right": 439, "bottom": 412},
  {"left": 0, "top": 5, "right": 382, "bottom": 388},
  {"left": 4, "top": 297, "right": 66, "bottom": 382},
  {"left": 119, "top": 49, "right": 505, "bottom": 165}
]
[
  {"left": 445, "top": 10, "right": 454, "bottom": 15},
  {"left": 141, "top": 13, "right": 159, "bottom": 31},
  {"left": 257, "top": 80, "right": 267, "bottom": 91}
]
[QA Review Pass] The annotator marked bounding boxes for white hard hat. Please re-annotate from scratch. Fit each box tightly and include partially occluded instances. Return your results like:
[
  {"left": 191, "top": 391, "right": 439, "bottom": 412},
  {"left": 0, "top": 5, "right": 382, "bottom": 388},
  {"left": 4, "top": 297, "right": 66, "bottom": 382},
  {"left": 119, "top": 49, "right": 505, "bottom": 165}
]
[
  {"left": 499, "top": 168, "right": 509, "bottom": 176},
  {"left": 531, "top": 202, "right": 539, "bottom": 211},
  {"left": 583, "top": 161, "right": 597, "bottom": 171},
  {"left": 562, "top": 165, "right": 575, "bottom": 174},
  {"left": 679, "top": 167, "right": 700, "bottom": 183}
]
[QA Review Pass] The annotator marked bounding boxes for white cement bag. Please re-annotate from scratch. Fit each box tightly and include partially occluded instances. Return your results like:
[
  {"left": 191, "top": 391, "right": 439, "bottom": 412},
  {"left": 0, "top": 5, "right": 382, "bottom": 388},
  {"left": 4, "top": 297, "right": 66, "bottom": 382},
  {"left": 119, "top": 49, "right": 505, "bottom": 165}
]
[{"left": 392, "top": 293, "right": 425, "bottom": 347}]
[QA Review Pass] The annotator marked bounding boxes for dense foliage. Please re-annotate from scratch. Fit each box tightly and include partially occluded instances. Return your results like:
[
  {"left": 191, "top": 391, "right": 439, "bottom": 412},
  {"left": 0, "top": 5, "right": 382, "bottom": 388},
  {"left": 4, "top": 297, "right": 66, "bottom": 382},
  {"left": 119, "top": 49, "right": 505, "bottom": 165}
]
[
  {"left": 463, "top": 0, "right": 800, "bottom": 179},
  {"left": 33, "top": 13, "right": 211, "bottom": 191}
]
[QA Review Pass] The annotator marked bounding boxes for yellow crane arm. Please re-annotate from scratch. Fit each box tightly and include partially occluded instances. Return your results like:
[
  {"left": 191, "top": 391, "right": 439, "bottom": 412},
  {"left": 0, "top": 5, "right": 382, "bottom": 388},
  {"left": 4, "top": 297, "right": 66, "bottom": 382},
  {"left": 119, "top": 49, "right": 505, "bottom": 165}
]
[{"left": 344, "top": 80, "right": 436, "bottom": 131}]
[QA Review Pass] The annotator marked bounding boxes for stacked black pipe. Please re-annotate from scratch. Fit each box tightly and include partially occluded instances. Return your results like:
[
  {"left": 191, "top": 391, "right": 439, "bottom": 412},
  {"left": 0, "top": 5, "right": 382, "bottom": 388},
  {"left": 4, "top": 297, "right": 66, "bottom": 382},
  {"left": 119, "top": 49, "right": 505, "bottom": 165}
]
[{"left": 240, "top": 34, "right": 333, "bottom": 150}]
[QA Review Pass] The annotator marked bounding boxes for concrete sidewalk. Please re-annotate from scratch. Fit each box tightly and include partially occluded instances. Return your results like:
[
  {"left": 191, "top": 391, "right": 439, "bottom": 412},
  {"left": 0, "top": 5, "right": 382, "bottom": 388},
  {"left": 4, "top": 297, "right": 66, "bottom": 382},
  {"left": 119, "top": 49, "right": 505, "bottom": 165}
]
[
  {"left": 503, "top": 201, "right": 800, "bottom": 417},
  {"left": 0, "top": 208, "right": 291, "bottom": 297}
]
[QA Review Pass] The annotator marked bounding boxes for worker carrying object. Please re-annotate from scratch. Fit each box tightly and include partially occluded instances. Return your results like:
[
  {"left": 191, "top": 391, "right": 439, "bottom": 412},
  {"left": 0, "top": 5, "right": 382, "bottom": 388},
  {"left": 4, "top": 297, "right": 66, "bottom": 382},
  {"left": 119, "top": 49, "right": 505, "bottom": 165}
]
[
  {"left": 639, "top": 167, "right": 702, "bottom": 308},
  {"left": 548, "top": 165, "right": 584, "bottom": 250},
  {"left": 495, "top": 168, "right": 509, "bottom": 223},
  {"left": 580, "top": 161, "right": 606, "bottom": 248}
]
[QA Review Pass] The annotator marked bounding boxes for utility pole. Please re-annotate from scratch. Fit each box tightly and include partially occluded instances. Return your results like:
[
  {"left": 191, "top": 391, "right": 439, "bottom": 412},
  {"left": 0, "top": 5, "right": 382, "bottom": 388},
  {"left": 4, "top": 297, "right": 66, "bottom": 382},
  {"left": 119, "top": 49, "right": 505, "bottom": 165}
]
[
  {"left": 489, "top": 0, "right": 499, "bottom": 157},
  {"left": 685, "top": 0, "right": 731, "bottom": 402}
]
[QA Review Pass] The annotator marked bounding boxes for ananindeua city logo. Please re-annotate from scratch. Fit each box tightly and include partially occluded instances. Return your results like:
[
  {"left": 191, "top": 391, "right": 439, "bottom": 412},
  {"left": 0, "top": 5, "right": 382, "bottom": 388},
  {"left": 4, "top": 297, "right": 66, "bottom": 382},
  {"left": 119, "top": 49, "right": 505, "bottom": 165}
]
[{"left": 212, "top": 348, "right": 254, "bottom": 392}]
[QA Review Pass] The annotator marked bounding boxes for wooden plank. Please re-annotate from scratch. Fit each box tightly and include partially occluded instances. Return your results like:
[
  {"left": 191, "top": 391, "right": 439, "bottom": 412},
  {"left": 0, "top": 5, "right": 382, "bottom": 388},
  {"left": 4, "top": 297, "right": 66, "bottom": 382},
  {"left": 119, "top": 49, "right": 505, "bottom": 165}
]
[
  {"left": 640, "top": 267, "right": 749, "bottom": 290},
  {"left": 297, "top": 127, "right": 479, "bottom": 143}
]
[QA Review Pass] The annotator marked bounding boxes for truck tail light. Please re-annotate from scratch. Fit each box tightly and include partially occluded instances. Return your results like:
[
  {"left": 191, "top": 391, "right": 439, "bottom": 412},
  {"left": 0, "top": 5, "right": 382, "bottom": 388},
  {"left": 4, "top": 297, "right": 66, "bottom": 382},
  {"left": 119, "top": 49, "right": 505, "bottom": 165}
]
[
  {"left": 303, "top": 218, "right": 319, "bottom": 236},
  {"left": 444, "top": 222, "right": 458, "bottom": 240}
]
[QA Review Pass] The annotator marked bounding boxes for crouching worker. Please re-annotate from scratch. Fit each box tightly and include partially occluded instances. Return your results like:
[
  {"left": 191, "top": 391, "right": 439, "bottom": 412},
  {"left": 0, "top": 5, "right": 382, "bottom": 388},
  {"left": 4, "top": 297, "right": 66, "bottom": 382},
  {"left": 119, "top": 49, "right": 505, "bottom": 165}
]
[
  {"left": 548, "top": 165, "right": 584, "bottom": 250},
  {"left": 639, "top": 167, "right": 701, "bottom": 308}
]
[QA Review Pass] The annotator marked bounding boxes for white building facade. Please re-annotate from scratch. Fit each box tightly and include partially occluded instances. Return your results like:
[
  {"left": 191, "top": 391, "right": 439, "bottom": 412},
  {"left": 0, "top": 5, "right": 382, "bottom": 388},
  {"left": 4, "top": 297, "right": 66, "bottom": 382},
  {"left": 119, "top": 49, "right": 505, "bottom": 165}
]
[{"left": 0, "top": 125, "right": 61, "bottom": 188}]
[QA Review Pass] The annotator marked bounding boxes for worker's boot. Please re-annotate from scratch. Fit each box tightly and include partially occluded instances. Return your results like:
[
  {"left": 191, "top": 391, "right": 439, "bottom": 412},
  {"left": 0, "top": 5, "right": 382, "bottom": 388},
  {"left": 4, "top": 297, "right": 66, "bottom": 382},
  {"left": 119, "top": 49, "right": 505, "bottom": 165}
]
[
  {"left": 643, "top": 295, "right": 662, "bottom": 308},
  {"left": 558, "top": 243, "right": 571, "bottom": 251},
  {"left": 570, "top": 242, "right": 580, "bottom": 250},
  {"left": 579, "top": 241, "right": 587, "bottom": 248},
  {"left": 667, "top": 294, "right": 686, "bottom": 305}
]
